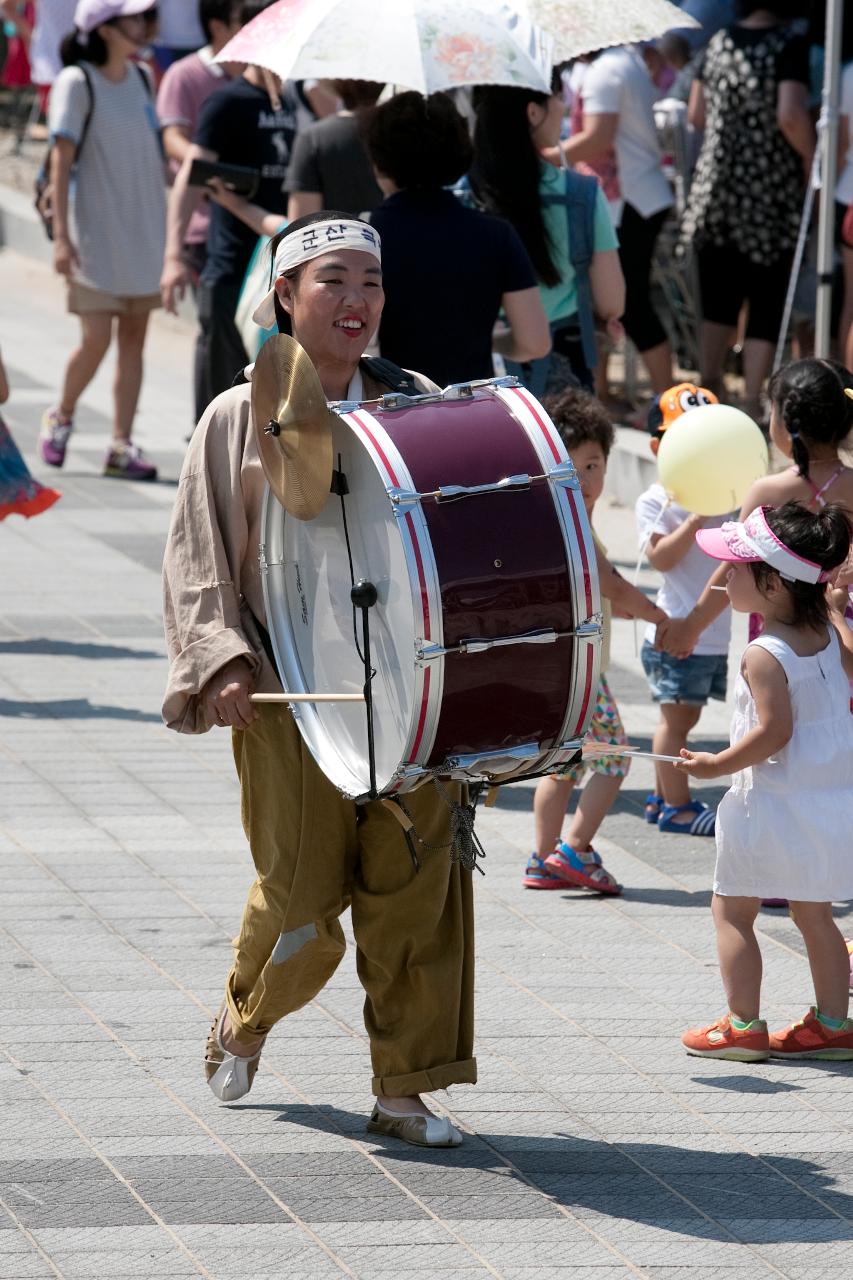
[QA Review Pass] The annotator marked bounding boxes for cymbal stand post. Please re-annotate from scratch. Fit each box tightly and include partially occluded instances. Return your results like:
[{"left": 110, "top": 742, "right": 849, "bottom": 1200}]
[{"left": 351, "top": 579, "right": 378, "bottom": 799}]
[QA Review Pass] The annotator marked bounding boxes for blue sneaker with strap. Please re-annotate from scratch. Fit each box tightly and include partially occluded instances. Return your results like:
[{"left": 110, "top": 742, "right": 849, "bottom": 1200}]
[{"left": 658, "top": 800, "right": 716, "bottom": 837}]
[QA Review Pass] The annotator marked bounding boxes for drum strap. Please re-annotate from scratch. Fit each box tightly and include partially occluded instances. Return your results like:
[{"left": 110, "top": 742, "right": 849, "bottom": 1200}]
[
  {"left": 358, "top": 357, "right": 419, "bottom": 394},
  {"left": 250, "top": 611, "right": 280, "bottom": 678}
]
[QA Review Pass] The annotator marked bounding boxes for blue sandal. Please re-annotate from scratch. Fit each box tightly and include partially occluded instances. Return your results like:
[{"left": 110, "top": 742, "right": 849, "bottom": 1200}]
[
  {"left": 644, "top": 793, "right": 663, "bottom": 824},
  {"left": 544, "top": 843, "right": 623, "bottom": 895},
  {"left": 522, "top": 853, "right": 566, "bottom": 890},
  {"left": 658, "top": 800, "right": 715, "bottom": 837}
]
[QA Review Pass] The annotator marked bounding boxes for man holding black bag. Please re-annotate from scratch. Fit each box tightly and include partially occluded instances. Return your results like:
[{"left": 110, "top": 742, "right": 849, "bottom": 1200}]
[{"left": 160, "top": 0, "right": 303, "bottom": 410}]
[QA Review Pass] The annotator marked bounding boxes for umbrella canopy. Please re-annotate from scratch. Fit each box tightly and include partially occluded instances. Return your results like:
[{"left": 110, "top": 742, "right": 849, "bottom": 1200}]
[
  {"left": 216, "top": 0, "right": 555, "bottom": 95},
  {"left": 519, "top": 0, "right": 700, "bottom": 62}
]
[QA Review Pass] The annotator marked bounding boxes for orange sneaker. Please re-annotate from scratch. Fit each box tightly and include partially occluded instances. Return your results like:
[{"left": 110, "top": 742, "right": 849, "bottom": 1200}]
[
  {"left": 681, "top": 1014, "right": 769, "bottom": 1061},
  {"left": 768, "top": 1007, "right": 853, "bottom": 1060}
]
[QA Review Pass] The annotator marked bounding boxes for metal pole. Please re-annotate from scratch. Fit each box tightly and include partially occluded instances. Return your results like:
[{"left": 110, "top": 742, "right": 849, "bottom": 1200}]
[{"left": 815, "top": 0, "right": 844, "bottom": 356}]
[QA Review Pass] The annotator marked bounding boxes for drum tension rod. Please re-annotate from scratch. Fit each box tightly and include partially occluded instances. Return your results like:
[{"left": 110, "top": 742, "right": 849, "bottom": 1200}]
[{"left": 351, "top": 578, "right": 379, "bottom": 800}]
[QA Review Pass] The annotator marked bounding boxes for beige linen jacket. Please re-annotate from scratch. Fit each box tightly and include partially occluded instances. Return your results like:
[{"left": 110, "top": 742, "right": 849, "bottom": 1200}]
[{"left": 162, "top": 365, "right": 435, "bottom": 733}]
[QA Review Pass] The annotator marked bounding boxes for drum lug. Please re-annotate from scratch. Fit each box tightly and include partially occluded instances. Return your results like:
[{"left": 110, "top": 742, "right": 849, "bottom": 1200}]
[
  {"left": 416, "top": 629, "right": 560, "bottom": 661},
  {"left": 388, "top": 487, "right": 421, "bottom": 511},
  {"left": 548, "top": 461, "right": 581, "bottom": 490},
  {"left": 444, "top": 744, "right": 542, "bottom": 774},
  {"left": 576, "top": 614, "right": 604, "bottom": 639},
  {"left": 436, "top": 474, "right": 531, "bottom": 501},
  {"left": 394, "top": 764, "right": 430, "bottom": 783}
]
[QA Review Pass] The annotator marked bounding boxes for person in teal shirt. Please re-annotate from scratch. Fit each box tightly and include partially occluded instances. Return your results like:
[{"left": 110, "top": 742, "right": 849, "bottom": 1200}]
[{"left": 469, "top": 78, "right": 625, "bottom": 394}]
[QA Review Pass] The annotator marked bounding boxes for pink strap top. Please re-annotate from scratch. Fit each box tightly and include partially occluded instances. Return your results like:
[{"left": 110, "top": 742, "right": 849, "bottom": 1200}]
[{"left": 789, "top": 464, "right": 846, "bottom": 509}]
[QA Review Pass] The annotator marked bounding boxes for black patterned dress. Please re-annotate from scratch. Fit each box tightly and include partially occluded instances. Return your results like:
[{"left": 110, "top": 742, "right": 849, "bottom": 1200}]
[{"left": 680, "top": 24, "right": 809, "bottom": 267}]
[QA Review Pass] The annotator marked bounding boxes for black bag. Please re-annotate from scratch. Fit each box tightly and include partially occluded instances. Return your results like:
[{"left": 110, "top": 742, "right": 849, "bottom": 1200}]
[{"left": 34, "top": 66, "right": 94, "bottom": 241}]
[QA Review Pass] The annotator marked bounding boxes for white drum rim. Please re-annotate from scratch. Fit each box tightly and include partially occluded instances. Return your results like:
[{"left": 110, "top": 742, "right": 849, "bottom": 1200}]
[
  {"left": 336, "top": 406, "right": 446, "bottom": 793},
  {"left": 495, "top": 384, "right": 602, "bottom": 764}
]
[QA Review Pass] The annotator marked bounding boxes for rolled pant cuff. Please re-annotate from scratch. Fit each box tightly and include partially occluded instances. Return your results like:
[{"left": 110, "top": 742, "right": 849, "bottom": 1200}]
[
  {"left": 224, "top": 980, "right": 273, "bottom": 1047},
  {"left": 373, "top": 1057, "right": 477, "bottom": 1097}
]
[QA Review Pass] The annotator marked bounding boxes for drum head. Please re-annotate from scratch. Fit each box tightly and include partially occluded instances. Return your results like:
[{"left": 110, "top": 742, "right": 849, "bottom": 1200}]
[{"left": 262, "top": 415, "right": 417, "bottom": 797}]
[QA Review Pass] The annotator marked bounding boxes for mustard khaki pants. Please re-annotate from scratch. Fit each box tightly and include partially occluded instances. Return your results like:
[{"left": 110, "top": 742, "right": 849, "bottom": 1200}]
[{"left": 224, "top": 705, "right": 477, "bottom": 1097}]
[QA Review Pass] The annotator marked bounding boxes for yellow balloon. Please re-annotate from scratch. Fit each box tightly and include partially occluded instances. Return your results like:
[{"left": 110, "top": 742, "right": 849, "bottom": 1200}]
[{"left": 656, "top": 404, "right": 769, "bottom": 516}]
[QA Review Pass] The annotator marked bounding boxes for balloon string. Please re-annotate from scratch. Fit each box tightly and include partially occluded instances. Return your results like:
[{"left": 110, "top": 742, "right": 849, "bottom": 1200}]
[{"left": 631, "top": 496, "right": 670, "bottom": 657}]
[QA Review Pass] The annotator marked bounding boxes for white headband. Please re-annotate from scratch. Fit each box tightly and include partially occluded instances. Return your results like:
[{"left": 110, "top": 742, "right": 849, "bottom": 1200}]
[{"left": 251, "top": 219, "right": 382, "bottom": 329}]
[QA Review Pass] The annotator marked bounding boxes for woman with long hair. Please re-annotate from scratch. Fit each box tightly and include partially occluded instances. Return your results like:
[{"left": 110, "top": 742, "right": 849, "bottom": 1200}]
[{"left": 469, "top": 78, "right": 624, "bottom": 395}]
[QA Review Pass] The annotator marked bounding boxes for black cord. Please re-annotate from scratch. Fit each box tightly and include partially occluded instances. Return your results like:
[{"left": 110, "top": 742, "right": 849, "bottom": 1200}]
[{"left": 337, "top": 451, "right": 368, "bottom": 666}]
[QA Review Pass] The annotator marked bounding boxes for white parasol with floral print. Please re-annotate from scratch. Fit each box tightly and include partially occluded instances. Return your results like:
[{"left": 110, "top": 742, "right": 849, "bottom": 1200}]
[
  {"left": 520, "top": 0, "right": 700, "bottom": 62},
  {"left": 215, "top": 0, "right": 554, "bottom": 94}
]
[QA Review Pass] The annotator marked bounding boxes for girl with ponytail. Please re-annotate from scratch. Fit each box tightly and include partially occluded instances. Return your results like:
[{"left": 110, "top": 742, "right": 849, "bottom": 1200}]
[
  {"left": 657, "top": 358, "right": 853, "bottom": 659},
  {"left": 678, "top": 500, "right": 853, "bottom": 1063}
]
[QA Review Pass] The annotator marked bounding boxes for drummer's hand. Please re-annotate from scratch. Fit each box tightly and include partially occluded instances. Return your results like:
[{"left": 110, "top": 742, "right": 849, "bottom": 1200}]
[{"left": 203, "top": 657, "right": 258, "bottom": 730}]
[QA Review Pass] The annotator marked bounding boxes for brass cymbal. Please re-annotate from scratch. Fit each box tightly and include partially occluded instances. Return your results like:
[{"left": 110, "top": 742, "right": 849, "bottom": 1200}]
[{"left": 251, "top": 333, "right": 335, "bottom": 520}]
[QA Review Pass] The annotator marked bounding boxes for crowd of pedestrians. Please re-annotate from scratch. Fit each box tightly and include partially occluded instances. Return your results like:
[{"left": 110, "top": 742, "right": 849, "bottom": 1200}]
[{"left": 0, "top": 0, "right": 847, "bottom": 474}]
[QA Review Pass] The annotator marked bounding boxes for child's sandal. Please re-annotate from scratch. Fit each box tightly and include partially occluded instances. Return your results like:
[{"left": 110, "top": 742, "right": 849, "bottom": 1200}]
[
  {"left": 644, "top": 792, "right": 663, "bottom": 824},
  {"left": 544, "top": 842, "right": 623, "bottom": 895},
  {"left": 522, "top": 854, "right": 567, "bottom": 890},
  {"left": 657, "top": 800, "right": 716, "bottom": 837}
]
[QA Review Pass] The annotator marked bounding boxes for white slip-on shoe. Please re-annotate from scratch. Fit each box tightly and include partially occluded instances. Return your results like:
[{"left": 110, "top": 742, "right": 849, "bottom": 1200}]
[
  {"left": 204, "top": 1006, "right": 265, "bottom": 1102},
  {"left": 366, "top": 1099, "right": 463, "bottom": 1148}
]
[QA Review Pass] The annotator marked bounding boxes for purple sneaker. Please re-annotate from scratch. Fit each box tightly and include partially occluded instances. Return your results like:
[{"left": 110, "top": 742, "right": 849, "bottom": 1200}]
[
  {"left": 39, "top": 408, "right": 73, "bottom": 467},
  {"left": 103, "top": 442, "right": 157, "bottom": 481}
]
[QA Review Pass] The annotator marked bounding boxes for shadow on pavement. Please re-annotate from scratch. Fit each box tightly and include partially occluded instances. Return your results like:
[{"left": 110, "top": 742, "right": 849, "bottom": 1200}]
[
  {"left": 0, "top": 697, "right": 161, "bottom": 721},
  {"left": 0, "top": 638, "right": 160, "bottom": 660},
  {"left": 233, "top": 1103, "right": 853, "bottom": 1241}
]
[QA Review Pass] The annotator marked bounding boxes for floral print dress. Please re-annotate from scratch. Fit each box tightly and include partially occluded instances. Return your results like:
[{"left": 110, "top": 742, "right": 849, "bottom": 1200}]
[{"left": 680, "top": 24, "right": 808, "bottom": 267}]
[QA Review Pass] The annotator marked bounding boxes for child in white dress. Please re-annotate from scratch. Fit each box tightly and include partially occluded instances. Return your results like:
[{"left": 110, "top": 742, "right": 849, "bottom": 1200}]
[{"left": 678, "top": 502, "right": 853, "bottom": 1062}]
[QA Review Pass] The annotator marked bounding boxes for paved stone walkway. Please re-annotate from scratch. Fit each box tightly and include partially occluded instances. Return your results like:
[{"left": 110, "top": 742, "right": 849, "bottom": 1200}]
[{"left": 2, "top": 250, "right": 852, "bottom": 1279}]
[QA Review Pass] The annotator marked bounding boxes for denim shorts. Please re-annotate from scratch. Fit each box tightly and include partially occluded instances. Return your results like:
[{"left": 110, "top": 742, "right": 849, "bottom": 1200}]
[{"left": 641, "top": 640, "right": 728, "bottom": 706}]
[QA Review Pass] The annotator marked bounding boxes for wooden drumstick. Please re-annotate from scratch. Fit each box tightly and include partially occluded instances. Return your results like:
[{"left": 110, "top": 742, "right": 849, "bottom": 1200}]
[
  {"left": 578, "top": 742, "right": 686, "bottom": 757},
  {"left": 250, "top": 693, "right": 365, "bottom": 703}
]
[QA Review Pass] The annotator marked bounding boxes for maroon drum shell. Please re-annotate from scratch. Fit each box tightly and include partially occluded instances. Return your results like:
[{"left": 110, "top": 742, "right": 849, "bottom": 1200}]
[{"left": 374, "top": 393, "right": 578, "bottom": 767}]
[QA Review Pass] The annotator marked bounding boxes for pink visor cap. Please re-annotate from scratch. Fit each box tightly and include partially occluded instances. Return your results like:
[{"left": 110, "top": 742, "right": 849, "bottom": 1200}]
[
  {"left": 695, "top": 506, "right": 834, "bottom": 584},
  {"left": 74, "top": 0, "right": 154, "bottom": 34}
]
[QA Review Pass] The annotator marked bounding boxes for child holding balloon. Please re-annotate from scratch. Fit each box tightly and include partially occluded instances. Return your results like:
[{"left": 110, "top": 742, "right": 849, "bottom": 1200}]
[
  {"left": 636, "top": 384, "right": 734, "bottom": 837},
  {"left": 657, "top": 359, "right": 853, "bottom": 660},
  {"left": 679, "top": 500, "right": 853, "bottom": 1061}
]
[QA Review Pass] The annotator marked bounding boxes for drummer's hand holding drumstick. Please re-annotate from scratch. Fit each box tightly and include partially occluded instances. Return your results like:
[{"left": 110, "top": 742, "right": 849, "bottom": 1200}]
[{"left": 202, "top": 657, "right": 259, "bottom": 731}]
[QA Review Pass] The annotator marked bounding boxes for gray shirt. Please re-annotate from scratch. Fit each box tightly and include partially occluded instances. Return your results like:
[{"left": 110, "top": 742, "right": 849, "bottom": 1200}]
[{"left": 49, "top": 63, "right": 166, "bottom": 297}]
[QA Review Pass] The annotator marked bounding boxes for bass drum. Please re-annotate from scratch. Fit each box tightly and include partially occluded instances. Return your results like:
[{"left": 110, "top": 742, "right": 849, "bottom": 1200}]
[{"left": 260, "top": 379, "right": 602, "bottom": 800}]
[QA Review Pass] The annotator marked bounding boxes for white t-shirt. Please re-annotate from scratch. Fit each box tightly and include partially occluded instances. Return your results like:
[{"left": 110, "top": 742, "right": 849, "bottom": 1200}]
[
  {"left": 635, "top": 483, "right": 732, "bottom": 656},
  {"left": 49, "top": 63, "right": 166, "bottom": 297},
  {"left": 836, "top": 61, "right": 853, "bottom": 206},
  {"left": 30, "top": 0, "right": 78, "bottom": 85},
  {"left": 581, "top": 46, "right": 673, "bottom": 226}
]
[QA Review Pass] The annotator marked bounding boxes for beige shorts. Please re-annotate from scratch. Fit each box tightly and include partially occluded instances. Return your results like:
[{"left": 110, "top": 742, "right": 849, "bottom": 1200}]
[{"left": 68, "top": 281, "right": 161, "bottom": 317}]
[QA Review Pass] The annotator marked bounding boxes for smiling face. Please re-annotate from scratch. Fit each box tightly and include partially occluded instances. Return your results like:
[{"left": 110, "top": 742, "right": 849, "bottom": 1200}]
[
  {"left": 275, "top": 249, "right": 384, "bottom": 370},
  {"left": 569, "top": 440, "right": 607, "bottom": 514}
]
